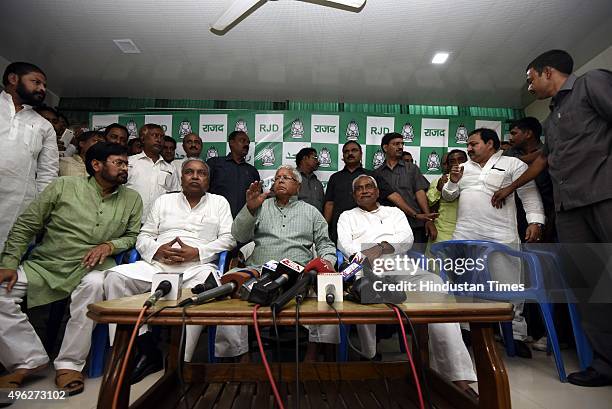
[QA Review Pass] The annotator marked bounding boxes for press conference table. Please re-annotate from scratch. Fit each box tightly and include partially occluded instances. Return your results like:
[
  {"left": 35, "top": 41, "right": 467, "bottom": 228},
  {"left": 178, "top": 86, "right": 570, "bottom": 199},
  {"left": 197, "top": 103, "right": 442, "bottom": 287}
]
[{"left": 87, "top": 293, "right": 514, "bottom": 409}]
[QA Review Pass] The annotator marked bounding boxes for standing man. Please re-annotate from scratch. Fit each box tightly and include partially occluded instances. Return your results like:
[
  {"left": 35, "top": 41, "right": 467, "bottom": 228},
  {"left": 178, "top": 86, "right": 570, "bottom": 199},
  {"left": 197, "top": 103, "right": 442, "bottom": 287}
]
[
  {"left": 324, "top": 141, "right": 436, "bottom": 243},
  {"left": 0, "top": 62, "right": 59, "bottom": 251},
  {"left": 0, "top": 142, "right": 142, "bottom": 395},
  {"left": 127, "top": 124, "right": 180, "bottom": 220},
  {"left": 103, "top": 123, "right": 129, "bottom": 148},
  {"left": 295, "top": 147, "right": 324, "bottom": 212},
  {"left": 207, "top": 130, "right": 260, "bottom": 218},
  {"left": 172, "top": 133, "right": 203, "bottom": 175},
  {"left": 161, "top": 135, "right": 177, "bottom": 163},
  {"left": 492, "top": 50, "right": 612, "bottom": 386},
  {"left": 374, "top": 132, "right": 437, "bottom": 244},
  {"left": 443, "top": 128, "right": 544, "bottom": 357}
]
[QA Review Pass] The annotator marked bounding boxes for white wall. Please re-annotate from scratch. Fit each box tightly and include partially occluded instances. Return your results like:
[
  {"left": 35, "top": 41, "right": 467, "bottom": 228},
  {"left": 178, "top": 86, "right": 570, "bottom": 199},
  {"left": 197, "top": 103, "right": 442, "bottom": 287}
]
[
  {"left": 524, "top": 45, "right": 612, "bottom": 120},
  {"left": 0, "top": 55, "right": 60, "bottom": 107}
]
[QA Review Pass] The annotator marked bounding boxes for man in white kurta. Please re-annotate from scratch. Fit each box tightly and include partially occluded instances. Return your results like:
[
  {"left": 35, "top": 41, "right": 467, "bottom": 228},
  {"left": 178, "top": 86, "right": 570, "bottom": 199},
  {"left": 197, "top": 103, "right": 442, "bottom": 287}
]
[
  {"left": 126, "top": 124, "right": 180, "bottom": 219},
  {"left": 337, "top": 175, "right": 477, "bottom": 390},
  {"left": 104, "top": 159, "right": 236, "bottom": 374},
  {"left": 0, "top": 63, "right": 58, "bottom": 250},
  {"left": 442, "top": 128, "right": 544, "bottom": 348}
]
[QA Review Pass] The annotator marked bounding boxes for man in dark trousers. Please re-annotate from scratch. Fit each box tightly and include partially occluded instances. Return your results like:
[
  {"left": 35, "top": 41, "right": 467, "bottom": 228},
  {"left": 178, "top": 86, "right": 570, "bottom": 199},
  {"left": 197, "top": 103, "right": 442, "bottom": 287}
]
[{"left": 492, "top": 49, "right": 612, "bottom": 387}]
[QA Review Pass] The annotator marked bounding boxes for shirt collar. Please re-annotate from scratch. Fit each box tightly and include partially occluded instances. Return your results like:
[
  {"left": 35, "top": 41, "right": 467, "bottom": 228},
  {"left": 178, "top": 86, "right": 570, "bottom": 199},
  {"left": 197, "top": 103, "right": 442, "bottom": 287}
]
[
  {"left": 181, "top": 191, "right": 207, "bottom": 209},
  {"left": 274, "top": 195, "right": 299, "bottom": 209},
  {"left": 135, "top": 151, "right": 165, "bottom": 165},
  {"left": 225, "top": 153, "right": 245, "bottom": 164},
  {"left": 88, "top": 176, "right": 119, "bottom": 197},
  {"left": 341, "top": 165, "right": 365, "bottom": 173},
  {"left": 357, "top": 203, "right": 381, "bottom": 214},
  {"left": 0, "top": 90, "right": 31, "bottom": 114},
  {"left": 550, "top": 74, "right": 577, "bottom": 110}
]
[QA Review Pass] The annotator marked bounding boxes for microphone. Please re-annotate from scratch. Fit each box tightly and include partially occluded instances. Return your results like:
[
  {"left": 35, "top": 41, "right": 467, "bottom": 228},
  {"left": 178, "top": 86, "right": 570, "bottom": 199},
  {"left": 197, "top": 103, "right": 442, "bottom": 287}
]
[
  {"left": 340, "top": 260, "right": 363, "bottom": 284},
  {"left": 179, "top": 269, "right": 259, "bottom": 307},
  {"left": 239, "top": 260, "right": 278, "bottom": 300},
  {"left": 144, "top": 280, "right": 172, "bottom": 307},
  {"left": 325, "top": 283, "right": 336, "bottom": 305},
  {"left": 248, "top": 259, "right": 303, "bottom": 305},
  {"left": 191, "top": 273, "right": 220, "bottom": 294}
]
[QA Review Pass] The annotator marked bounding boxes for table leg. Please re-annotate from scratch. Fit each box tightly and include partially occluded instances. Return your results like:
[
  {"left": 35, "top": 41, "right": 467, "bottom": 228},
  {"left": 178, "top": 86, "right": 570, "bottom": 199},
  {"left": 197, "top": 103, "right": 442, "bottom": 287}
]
[
  {"left": 471, "top": 322, "right": 512, "bottom": 409},
  {"left": 97, "top": 324, "right": 135, "bottom": 409}
]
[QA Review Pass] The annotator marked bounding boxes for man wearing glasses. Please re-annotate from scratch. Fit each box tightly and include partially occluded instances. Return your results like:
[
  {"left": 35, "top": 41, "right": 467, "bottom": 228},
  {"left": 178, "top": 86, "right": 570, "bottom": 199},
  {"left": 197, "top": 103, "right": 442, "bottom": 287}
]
[
  {"left": 0, "top": 142, "right": 142, "bottom": 396},
  {"left": 224, "top": 165, "right": 337, "bottom": 360}
]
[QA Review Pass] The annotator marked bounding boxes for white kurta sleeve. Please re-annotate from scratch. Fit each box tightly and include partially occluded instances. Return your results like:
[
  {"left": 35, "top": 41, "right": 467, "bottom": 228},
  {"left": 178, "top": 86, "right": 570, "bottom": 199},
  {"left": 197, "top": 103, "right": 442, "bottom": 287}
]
[
  {"left": 197, "top": 197, "right": 236, "bottom": 263},
  {"left": 513, "top": 162, "right": 545, "bottom": 224},
  {"left": 136, "top": 196, "right": 163, "bottom": 263},
  {"left": 337, "top": 211, "right": 361, "bottom": 258},
  {"left": 441, "top": 180, "right": 460, "bottom": 201},
  {"left": 35, "top": 124, "right": 59, "bottom": 192}
]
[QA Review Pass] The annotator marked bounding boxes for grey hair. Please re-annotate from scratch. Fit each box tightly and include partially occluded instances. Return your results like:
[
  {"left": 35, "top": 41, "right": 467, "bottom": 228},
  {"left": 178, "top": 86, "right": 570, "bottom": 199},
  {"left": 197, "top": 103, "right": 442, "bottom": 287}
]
[
  {"left": 181, "top": 157, "right": 209, "bottom": 173},
  {"left": 276, "top": 164, "right": 302, "bottom": 184},
  {"left": 352, "top": 174, "right": 378, "bottom": 192}
]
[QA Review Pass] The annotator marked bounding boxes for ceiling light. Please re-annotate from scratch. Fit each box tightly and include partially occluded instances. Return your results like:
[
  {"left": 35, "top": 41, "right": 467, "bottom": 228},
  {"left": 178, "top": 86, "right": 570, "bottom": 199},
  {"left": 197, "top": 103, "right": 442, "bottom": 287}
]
[
  {"left": 113, "top": 39, "right": 141, "bottom": 54},
  {"left": 432, "top": 52, "right": 449, "bottom": 64}
]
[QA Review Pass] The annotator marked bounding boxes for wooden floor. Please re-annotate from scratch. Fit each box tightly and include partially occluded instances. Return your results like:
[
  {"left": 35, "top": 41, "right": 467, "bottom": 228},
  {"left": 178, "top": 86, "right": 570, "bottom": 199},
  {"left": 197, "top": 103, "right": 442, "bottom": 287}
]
[{"left": 133, "top": 376, "right": 458, "bottom": 409}]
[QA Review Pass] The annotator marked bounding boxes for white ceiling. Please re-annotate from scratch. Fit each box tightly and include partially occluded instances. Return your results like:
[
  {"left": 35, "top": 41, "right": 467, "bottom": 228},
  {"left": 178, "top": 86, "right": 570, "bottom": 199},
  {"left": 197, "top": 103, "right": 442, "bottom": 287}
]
[{"left": 1, "top": 0, "right": 611, "bottom": 108}]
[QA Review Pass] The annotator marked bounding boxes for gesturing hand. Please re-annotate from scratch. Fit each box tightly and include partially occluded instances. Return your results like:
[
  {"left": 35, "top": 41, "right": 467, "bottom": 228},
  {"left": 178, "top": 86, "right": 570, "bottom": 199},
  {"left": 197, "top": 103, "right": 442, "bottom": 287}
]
[
  {"left": 449, "top": 165, "right": 464, "bottom": 183},
  {"left": 246, "top": 181, "right": 269, "bottom": 214}
]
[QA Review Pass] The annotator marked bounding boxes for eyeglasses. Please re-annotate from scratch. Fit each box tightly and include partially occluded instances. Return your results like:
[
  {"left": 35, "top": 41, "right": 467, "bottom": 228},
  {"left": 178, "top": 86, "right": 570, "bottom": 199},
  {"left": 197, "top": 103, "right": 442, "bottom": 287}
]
[
  {"left": 354, "top": 183, "right": 377, "bottom": 192},
  {"left": 105, "top": 159, "right": 129, "bottom": 168},
  {"left": 274, "top": 175, "right": 297, "bottom": 183}
]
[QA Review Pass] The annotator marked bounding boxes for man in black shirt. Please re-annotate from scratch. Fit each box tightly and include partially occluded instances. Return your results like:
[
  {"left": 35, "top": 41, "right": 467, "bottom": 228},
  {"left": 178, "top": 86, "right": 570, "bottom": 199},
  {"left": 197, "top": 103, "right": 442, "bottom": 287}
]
[
  {"left": 492, "top": 50, "right": 612, "bottom": 387},
  {"left": 207, "top": 131, "right": 260, "bottom": 218},
  {"left": 324, "top": 141, "right": 436, "bottom": 243}
]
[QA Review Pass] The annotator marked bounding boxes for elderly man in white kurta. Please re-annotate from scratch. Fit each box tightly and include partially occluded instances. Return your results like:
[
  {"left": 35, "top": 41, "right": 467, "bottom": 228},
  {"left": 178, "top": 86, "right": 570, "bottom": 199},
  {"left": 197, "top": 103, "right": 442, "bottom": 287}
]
[
  {"left": 337, "top": 174, "right": 477, "bottom": 394},
  {"left": 104, "top": 159, "right": 236, "bottom": 370},
  {"left": 0, "top": 63, "right": 58, "bottom": 250},
  {"left": 442, "top": 128, "right": 544, "bottom": 350}
]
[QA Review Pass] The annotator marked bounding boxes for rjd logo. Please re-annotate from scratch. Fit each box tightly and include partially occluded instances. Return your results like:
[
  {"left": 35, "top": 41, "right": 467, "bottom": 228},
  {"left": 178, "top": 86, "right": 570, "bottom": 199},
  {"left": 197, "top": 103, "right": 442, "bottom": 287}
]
[
  {"left": 179, "top": 120, "right": 192, "bottom": 139},
  {"left": 259, "top": 124, "right": 280, "bottom": 133},
  {"left": 235, "top": 119, "right": 248, "bottom": 133},
  {"left": 427, "top": 151, "right": 441, "bottom": 171},
  {"left": 455, "top": 124, "right": 468, "bottom": 144},
  {"left": 318, "top": 147, "right": 332, "bottom": 168},
  {"left": 126, "top": 120, "right": 138, "bottom": 138},
  {"left": 290, "top": 119, "right": 305, "bottom": 139},
  {"left": 261, "top": 148, "right": 276, "bottom": 166},
  {"left": 370, "top": 127, "right": 390, "bottom": 135},
  {"left": 202, "top": 124, "right": 224, "bottom": 132},
  {"left": 372, "top": 149, "right": 385, "bottom": 169},
  {"left": 345, "top": 120, "right": 360, "bottom": 141},
  {"left": 401, "top": 122, "right": 414, "bottom": 143},
  {"left": 206, "top": 146, "right": 219, "bottom": 160},
  {"left": 314, "top": 125, "right": 337, "bottom": 133}
]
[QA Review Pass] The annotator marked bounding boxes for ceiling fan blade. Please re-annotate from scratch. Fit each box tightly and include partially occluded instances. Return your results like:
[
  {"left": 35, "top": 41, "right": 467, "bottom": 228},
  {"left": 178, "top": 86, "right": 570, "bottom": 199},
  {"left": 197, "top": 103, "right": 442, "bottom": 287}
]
[
  {"left": 211, "top": 0, "right": 264, "bottom": 31},
  {"left": 322, "top": 0, "right": 366, "bottom": 8}
]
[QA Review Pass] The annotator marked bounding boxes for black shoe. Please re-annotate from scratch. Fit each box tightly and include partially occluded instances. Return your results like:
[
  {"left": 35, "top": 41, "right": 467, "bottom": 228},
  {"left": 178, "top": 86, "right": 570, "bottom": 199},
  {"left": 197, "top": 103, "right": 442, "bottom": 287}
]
[
  {"left": 130, "top": 351, "right": 163, "bottom": 384},
  {"left": 513, "top": 340, "right": 532, "bottom": 359},
  {"left": 567, "top": 367, "right": 612, "bottom": 387}
]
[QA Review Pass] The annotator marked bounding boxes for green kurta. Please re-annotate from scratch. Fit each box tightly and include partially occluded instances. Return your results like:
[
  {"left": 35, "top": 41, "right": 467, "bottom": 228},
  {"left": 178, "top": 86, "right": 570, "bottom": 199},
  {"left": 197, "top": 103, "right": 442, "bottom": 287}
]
[{"left": 0, "top": 176, "right": 142, "bottom": 307}]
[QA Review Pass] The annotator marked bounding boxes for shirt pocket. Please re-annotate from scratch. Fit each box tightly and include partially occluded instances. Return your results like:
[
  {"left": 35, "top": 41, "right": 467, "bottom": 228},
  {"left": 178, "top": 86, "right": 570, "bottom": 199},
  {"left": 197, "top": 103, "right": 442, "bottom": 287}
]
[
  {"left": 196, "top": 218, "right": 220, "bottom": 242},
  {"left": 23, "top": 123, "right": 43, "bottom": 157},
  {"left": 484, "top": 170, "right": 506, "bottom": 190}
]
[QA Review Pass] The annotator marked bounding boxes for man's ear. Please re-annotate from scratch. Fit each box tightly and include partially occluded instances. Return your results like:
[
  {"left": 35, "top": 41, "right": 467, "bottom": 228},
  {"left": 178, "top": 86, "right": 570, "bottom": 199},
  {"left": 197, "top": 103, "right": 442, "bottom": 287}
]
[
  {"left": 6, "top": 73, "right": 19, "bottom": 87},
  {"left": 91, "top": 159, "right": 103, "bottom": 173},
  {"left": 381, "top": 144, "right": 388, "bottom": 154}
]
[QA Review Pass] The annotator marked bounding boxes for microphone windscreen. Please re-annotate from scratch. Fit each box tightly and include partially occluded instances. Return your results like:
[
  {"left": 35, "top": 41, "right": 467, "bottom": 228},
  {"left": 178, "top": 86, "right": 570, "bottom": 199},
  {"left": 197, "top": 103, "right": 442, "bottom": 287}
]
[{"left": 305, "top": 257, "right": 335, "bottom": 273}]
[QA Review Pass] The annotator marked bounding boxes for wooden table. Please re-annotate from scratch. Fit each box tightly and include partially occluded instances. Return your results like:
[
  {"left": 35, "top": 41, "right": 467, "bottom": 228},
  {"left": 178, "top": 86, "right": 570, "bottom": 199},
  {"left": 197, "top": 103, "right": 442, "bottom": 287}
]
[{"left": 88, "top": 293, "right": 513, "bottom": 409}]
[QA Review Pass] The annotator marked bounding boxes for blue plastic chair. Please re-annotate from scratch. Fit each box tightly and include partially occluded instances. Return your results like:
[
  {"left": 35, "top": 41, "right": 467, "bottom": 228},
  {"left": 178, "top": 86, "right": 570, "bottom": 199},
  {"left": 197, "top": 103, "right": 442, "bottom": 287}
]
[
  {"left": 430, "top": 240, "right": 592, "bottom": 382},
  {"left": 87, "top": 249, "right": 228, "bottom": 376}
]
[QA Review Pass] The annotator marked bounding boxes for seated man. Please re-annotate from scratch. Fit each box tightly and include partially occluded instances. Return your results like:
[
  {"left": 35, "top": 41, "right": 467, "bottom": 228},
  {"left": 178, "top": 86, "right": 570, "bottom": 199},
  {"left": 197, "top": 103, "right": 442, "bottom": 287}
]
[
  {"left": 222, "top": 165, "right": 337, "bottom": 360},
  {"left": 337, "top": 175, "right": 477, "bottom": 396},
  {"left": 104, "top": 158, "right": 235, "bottom": 382},
  {"left": 0, "top": 142, "right": 142, "bottom": 396}
]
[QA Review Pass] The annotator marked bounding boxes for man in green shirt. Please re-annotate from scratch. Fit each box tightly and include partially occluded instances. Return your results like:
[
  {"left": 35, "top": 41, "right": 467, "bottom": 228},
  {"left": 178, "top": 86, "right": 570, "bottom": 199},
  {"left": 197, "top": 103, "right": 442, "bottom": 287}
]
[{"left": 0, "top": 142, "right": 142, "bottom": 396}]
